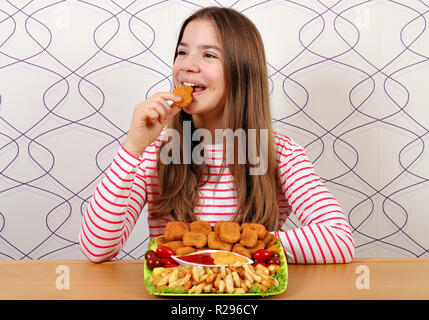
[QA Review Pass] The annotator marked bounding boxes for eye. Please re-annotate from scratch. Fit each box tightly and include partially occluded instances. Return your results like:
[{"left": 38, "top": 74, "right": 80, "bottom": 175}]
[
  {"left": 204, "top": 52, "right": 216, "bottom": 58},
  {"left": 177, "top": 50, "right": 186, "bottom": 56}
]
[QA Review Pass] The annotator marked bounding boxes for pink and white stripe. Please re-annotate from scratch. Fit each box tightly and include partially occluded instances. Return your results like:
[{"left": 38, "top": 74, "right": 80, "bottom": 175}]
[{"left": 79, "top": 133, "right": 354, "bottom": 264}]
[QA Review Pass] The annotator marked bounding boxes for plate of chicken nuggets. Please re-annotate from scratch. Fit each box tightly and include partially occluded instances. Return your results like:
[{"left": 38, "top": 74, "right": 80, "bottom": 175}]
[{"left": 143, "top": 220, "right": 288, "bottom": 297}]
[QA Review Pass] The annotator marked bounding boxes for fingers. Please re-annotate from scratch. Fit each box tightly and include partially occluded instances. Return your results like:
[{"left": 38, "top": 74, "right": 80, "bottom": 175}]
[
  {"left": 145, "top": 92, "right": 183, "bottom": 124},
  {"left": 132, "top": 92, "right": 183, "bottom": 129},
  {"left": 147, "top": 102, "right": 168, "bottom": 125},
  {"left": 154, "top": 91, "right": 183, "bottom": 103},
  {"left": 125, "top": 92, "right": 183, "bottom": 156},
  {"left": 167, "top": 104, "right": 183, "bottom": 119}
]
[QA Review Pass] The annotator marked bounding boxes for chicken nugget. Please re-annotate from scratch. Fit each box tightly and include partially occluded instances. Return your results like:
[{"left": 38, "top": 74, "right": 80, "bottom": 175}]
[
  {"left": 183, "top": 231, "right": 207, "bottom": 248},
  {"left": 219, "top": 222, "right": 241, "bottom": 244},
  {"left": 214, "top": 221, "right": 226, "bottom": 235},
  {"left": 208, "top": 232, "right": 232, "bottom": 251},
  {"left": 163, "top": 240, "right": 184, "bottom": 253},
  {"left": 154, "top": 236, "right": 167, "bottom": 246},
  {"left": 172, "top": 85, "right": 193, "bottom": 108},
  {"left": 176, "top": 246, "right": 196, "bottom": 256},
  {"left": 164, "top": 221, "right": 189, "bottom": 241},
  {"left": 242, "top": 223, "right": 267, "bottom": 240},
  {"left": 239, "top": 228, "right": 258, "bottom": 248},
  {"left": 247, "top": 240, "right": 265, "bottom": 255},
  {"left": 190, "top": 221, "right": 212, "bottom": 235},
  {"left": 262, "top": 232, "right": 277, "bottom": 248},
  {"left": 232, "top": 243, "right": 251, "bottom": 259}
]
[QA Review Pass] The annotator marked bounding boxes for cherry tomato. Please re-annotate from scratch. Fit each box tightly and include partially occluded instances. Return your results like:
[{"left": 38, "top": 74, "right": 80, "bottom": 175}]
[
  {"left": 266, "top": 257, "right": 281, "bottom": 266},
  {"left": 144, "top": 250, "right": 158, "bottom": 260},
  {"left": 270, "top": 251, "right": 280, "bottom": 259},
  {"left": 164, "top": 263, "right": 178, "bottom": 268},
  {"left": 156, "top": 246, "right": 175, "bottom": 258},
  {"left": 253, "top": 249, "right": 271, "bottom": 262},
  {"left": 146, "top": 257, "right": 164, "bottom": 269},
  {"left": 161, "top": 258, "right": 176, "bottom": 265},
  {"left": 252, "top": 261, "right": 267, "bottom": 268}
]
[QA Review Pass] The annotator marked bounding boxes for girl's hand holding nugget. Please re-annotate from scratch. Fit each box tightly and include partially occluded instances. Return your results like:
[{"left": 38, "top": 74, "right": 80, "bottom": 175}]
[{"left": 123, "top": 92, "right": 182, "bottom": 157}]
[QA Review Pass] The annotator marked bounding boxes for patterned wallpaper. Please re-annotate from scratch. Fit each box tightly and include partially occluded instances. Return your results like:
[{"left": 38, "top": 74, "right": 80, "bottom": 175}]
[{"left": 0, "top": 0, "right": 428, "bottom": 260}]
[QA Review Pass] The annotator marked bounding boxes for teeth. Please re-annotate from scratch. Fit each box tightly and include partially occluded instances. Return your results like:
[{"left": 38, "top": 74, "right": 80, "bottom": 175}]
[{"left": 183, "top": 82, "right": 199, "bottom": 87}]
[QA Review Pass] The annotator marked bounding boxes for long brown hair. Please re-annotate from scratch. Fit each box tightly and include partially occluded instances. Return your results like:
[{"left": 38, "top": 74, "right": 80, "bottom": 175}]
[{"left": 150, "top": 7, "right": 280, "bottom": 231}]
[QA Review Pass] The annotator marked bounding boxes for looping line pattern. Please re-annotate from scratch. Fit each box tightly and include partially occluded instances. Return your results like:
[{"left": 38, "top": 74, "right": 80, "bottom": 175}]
[{"left": 0, "top": 0, "right": 428, "bottom": 260}]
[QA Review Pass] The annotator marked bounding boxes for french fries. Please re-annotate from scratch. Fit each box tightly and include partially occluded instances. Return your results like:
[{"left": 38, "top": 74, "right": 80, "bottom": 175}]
[{"left": 148, "top": 262, "right": 279, "bottom": 294}]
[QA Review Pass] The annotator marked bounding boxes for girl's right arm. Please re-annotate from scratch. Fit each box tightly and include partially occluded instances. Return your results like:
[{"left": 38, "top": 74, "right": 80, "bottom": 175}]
[
  {"left": 79, "top": 146, "right": 145, "bottom": 263},
  {"left": 79, "top": 93, "right": 182, "bottom": 263}
]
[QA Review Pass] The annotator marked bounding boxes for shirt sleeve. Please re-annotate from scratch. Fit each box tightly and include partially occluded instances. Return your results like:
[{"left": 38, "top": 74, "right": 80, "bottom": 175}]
[
  {"left": 275, "top": 139, "right": 355, "bottom": 264},
  {"left": 79, "top": 145, "right": 148, "bottom": 263}
]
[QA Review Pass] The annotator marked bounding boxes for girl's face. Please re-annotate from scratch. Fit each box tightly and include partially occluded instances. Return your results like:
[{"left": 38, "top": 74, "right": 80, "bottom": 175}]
[{"left": 172, "top": 19, "right": 226, "bottom": 127}]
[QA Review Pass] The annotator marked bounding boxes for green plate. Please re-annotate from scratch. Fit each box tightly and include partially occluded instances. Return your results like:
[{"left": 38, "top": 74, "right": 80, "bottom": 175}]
[{"left": 143, "top": 238, "right": 288, "bottom": 297}]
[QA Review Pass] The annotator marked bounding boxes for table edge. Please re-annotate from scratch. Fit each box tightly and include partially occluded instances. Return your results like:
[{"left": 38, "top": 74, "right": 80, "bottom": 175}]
[{"left": 1, "top": 258, "right": 428, "bottom": 265}]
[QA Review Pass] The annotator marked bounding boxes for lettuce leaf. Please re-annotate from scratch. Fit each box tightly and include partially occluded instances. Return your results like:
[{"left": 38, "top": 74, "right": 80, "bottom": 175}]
[{"left": 161, "top": 286, "right": 186, "bottom": 294}]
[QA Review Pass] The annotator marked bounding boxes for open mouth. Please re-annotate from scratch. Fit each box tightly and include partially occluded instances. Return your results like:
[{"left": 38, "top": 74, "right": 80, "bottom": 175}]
[{"left": 183, "top": 81, "right": 206, "bottom": 93}]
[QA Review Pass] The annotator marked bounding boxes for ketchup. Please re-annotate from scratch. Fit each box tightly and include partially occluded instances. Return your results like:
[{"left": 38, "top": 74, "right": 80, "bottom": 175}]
[{"left": 177, "top": 253, "right": 215, "bottom": 265}]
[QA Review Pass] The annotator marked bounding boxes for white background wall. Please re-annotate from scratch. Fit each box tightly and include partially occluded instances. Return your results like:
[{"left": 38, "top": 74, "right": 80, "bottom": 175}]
[{"left": 0, "top": 0, "right": 428, "bottom": 260}]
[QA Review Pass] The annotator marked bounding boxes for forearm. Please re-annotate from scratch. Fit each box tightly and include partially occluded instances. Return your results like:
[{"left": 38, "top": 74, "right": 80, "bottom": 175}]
[
  {"left": 278, "top": 182, "right": 354, "bottom": 264},
  {"left": 277, "top": 141, "right": 355, "bottom": 264},
  {"left": 275, "top": 220, "right": 354, "bottom": 264}
]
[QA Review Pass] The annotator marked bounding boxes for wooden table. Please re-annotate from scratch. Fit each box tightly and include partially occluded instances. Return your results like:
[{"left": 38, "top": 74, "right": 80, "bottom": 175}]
[{"left": 0, "top": 259, "right": 428, "bottom": 300}]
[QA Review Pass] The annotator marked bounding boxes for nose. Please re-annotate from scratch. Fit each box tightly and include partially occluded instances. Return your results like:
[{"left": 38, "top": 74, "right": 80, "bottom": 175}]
[{"left": 178, "top": 54, "right": 200, "bottom": 73}]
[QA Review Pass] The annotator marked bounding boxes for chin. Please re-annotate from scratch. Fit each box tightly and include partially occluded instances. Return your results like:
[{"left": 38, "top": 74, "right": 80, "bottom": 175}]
[
  {"left": 182, "top": 101, "right": 204, "bottom": 114},
  {"left": 182, "top": 104, "right": 195, "bottom": 114}
]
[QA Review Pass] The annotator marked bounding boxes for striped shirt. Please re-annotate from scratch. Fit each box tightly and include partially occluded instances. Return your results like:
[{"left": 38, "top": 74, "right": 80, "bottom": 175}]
[{"left": 79, "top": 132, "right": 354, "bottom": 264}]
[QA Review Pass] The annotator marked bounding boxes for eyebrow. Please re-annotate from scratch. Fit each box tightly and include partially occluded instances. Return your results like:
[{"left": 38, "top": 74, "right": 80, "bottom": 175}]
[{"left": 178, "top": 42, "right": 222, "bottom": 52}]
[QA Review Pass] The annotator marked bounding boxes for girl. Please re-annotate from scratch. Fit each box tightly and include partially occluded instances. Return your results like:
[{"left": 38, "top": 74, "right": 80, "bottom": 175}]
[{"left": 79, "top": 7, "right": 354, "bottom": 264}]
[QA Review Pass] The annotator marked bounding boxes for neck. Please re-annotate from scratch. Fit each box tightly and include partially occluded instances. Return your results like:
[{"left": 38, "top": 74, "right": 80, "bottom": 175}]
[{"left": 191, "top": 109, "right": 224, "bottom": 143}]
